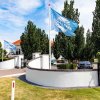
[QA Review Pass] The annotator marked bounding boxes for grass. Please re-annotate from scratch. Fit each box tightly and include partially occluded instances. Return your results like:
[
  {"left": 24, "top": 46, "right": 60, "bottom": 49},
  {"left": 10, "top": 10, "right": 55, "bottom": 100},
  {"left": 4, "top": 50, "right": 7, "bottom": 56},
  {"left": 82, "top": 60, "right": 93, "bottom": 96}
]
[{"left": 0, "top": 77, "right": 100, "bottom": 100}]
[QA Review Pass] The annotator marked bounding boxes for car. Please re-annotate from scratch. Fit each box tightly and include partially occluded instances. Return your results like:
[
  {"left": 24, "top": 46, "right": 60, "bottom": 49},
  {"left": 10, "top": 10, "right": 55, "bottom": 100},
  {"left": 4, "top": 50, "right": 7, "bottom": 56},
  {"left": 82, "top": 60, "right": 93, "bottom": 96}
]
[
  {"left": 51, "top": 59, "right": 57, "bottom": 65},
  {"left": 78, "top": 61, "right": 92, "bottom": 69}
]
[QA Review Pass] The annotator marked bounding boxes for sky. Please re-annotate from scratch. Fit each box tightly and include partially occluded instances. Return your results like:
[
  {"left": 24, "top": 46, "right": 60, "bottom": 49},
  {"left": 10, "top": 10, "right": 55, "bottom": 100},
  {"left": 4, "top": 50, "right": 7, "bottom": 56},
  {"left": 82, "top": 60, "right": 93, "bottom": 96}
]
[{"left": 0, "top": 0, "right": 96, "bottom": 43}]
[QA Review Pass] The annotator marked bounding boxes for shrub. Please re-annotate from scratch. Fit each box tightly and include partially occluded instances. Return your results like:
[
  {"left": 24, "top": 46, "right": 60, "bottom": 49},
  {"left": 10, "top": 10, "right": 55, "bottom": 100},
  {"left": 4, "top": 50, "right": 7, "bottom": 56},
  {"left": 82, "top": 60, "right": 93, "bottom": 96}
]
[
  {"left": 96, "top": 52, "right": 100, "bottom": 62},
  {"left": 57, "top": 64, "right": 66, "bottom": 69},
  {"left": 0, "top": 58, "right": 12, "bottom": 62},
  {"left": 57, "top": 63, "right": 77, "bottom": 69}
]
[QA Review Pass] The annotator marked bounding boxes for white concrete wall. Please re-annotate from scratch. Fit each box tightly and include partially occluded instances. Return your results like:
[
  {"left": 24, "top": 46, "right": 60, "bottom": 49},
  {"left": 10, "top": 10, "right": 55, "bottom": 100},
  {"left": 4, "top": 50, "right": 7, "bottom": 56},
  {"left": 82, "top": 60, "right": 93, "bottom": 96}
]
[
  {"left": 9, "top": 55, "right": 24, "bottom": 68},
  {"left": 28, "top": 58, "right": 41, "bottom": 69},
  {"left": 26, "top": 68, "right": 98, "bottom": 88},
  {"left": 42, "top": 55, "right": 49, "bottom": 69},
  {"left": 29, "top": 55, "right": 49, "bottom": 69},
  {"left": 32, "top": 52, "right": 41, "bottom": 59},
  {"left": 0, "top": 59, "right": 15, "bottom": 69}
]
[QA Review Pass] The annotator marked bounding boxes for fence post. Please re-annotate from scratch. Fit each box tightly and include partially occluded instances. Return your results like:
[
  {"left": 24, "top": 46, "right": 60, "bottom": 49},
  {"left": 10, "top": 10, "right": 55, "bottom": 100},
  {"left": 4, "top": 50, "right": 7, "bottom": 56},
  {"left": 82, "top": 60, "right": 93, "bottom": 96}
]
[{"left": 11, "top": 80, "right": 15, "bottom": 100}]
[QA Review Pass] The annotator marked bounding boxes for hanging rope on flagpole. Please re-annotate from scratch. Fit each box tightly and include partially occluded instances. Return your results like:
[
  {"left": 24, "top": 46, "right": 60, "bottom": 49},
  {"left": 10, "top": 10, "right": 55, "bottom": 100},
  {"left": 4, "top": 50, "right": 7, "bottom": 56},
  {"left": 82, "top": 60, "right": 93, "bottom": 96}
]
[{"left": 48, "top": 3, "right": 51, "bottom": 69}]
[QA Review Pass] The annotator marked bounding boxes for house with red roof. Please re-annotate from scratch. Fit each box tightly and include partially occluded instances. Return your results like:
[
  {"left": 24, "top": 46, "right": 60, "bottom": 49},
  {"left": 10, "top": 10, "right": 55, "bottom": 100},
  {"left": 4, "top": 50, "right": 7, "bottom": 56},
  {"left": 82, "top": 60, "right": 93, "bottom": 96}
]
[{"left": 13, "top": 40, "right": 22, "bottom": 55}]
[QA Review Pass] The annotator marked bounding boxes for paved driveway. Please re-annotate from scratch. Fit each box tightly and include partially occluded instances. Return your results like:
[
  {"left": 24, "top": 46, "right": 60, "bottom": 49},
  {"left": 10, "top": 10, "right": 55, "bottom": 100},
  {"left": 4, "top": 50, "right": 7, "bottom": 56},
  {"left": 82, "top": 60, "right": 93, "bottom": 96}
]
[{"left": 0, "top": 68, "right": 26, "bottom": 77}]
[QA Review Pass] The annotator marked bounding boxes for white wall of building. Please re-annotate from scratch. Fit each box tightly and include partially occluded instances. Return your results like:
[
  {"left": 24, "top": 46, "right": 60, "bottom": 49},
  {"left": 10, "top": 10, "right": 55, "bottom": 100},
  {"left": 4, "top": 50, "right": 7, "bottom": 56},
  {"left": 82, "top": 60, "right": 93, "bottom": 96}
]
[
  {"left": 26, "top": 68, "right": 98, "bottom": 88},
  {"left": 0, "top": 59, "right": 15, "bottom": 69},
  {"left": 9, "top": 55, "right": 24, "bottom": 68}
]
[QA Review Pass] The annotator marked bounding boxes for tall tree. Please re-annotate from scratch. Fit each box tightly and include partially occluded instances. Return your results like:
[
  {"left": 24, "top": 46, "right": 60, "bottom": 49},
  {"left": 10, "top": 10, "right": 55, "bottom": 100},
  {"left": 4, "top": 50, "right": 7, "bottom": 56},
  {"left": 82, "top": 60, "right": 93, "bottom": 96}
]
[
  {"left": 53, "top": 34, "right": 60, "bottom": 59},
  {"left": 91, "top": 0, "right": 100, "bottom": 55},
  {"left": 74, "top": 26, "right": 85, "bottom": 60},
  {"left": 83, "top": 29, "right": 93, "bottom": 60},
  {"left": 58, "top": 0, "right": 84, "bottom": 60},
  {"left": 20, "top": 21, "right": 49, "bottom": 59}
]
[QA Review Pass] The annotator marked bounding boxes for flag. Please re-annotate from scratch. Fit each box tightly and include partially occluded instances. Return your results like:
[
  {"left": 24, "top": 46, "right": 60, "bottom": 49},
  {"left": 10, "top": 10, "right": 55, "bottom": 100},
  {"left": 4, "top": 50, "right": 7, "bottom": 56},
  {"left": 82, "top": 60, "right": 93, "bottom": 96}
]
[
  {"left": 4, "top": 40, "right": 16, "bottom": 52},
  {"left": 51, "top": 8, "right": 78, "bottom": 36}
]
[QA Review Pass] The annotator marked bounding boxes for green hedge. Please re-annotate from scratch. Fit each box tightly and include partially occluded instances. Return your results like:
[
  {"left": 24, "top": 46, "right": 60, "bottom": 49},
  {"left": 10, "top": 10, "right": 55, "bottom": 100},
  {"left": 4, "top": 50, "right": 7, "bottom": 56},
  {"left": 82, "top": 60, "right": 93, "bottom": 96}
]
[
  {"left": 0, "top": 58, "right": 12, "bottom": 62},
  {"left": 57, "top": 63, "right": 77, "bottom": 69}
]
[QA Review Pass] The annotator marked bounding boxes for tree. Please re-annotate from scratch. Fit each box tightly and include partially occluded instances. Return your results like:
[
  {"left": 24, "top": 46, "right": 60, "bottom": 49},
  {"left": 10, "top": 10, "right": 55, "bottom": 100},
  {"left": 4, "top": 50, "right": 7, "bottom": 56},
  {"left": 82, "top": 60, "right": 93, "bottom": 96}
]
[
  {"left": 83, "top": 29, "right": 93, "bottom": 60},
  {"left": 74, "top": 26, "right": 85, "bottom": 60},
  {"left": 53, "top": 0, "right": 84, "bottom": 61},
  {"left": 91, "top": 0, "right": 100, "bottom": 55},
  {"left": 53, "top": 34, "right": 60, "bottom": 59},
  {"left": 20, "top": 21, "right": 49, "bottom": 59}
]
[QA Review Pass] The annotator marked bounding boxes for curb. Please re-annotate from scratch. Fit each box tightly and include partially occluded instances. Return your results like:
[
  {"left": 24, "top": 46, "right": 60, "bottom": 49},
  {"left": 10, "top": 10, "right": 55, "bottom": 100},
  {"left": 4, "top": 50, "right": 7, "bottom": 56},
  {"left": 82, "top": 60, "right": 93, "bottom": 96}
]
[{"left": 0, "top": 73, "right": 26, "bottom": 78}]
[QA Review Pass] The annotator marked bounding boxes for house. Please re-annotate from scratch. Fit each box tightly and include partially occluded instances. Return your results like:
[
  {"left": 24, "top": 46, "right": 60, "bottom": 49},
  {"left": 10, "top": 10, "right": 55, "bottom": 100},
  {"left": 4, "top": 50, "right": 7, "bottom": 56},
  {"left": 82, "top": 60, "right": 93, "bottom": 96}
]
[{"left": 13, "top": 40, "right": 22, "bottom": 55}]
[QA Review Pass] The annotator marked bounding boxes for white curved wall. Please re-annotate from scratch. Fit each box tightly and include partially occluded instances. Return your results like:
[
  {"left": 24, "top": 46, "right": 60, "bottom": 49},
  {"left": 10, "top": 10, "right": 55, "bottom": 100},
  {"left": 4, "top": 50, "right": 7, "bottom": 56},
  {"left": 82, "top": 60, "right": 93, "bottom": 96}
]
[
  {"left": 26, "top": 68, "right": 98, "bottom": 88},
  {"left": 29, "top": 55, "right": 49, "bottom": 69},
  {"left": 0, "top": 59, "right": 15, "bottom": 69},
  {"left": 26, "top": 55, "right": 98, "bottom": 88},
  {"left": 29, "top": 57, "right": 41, "bottom": 69}
]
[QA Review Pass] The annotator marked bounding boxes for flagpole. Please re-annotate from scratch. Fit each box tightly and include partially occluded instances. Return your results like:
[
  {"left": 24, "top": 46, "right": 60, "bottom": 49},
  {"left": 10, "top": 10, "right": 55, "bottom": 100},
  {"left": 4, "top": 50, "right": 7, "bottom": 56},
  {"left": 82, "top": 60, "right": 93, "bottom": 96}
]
[
  {"left": 48, "top": 4, "right": 51, "bottom": 69},
  {"left": 2, "top": 41, "right": 4, "bottom": 62}
]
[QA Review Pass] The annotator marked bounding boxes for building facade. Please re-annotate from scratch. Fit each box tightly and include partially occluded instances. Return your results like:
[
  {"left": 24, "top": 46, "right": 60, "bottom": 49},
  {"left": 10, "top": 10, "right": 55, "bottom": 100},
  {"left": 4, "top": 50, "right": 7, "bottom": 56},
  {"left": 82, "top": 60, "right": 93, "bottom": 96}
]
[{"left": 13, "top": 40, "right": 23, "bottom": 55}]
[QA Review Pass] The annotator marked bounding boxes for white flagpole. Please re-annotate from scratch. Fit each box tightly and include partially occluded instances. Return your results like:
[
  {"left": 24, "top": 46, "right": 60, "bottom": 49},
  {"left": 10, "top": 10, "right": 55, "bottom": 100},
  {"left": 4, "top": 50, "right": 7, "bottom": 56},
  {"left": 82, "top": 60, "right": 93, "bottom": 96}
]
[
  {"left": 48, "top": 4, "right": 51, "bottom": 69},
  {"left": 2, "top": 41, "right": 4, "bottom": 62}
]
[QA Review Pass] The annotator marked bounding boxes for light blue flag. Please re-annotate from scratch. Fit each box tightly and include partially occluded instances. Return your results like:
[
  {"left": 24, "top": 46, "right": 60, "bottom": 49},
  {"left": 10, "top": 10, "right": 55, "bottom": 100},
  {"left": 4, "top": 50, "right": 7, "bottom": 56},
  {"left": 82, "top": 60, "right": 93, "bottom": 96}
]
[
  {"left": 4, "top": 40, "right": 16, "bottom": 52},
  {"left": 51, "top": 8, "right": 78, "bottom": 36}
]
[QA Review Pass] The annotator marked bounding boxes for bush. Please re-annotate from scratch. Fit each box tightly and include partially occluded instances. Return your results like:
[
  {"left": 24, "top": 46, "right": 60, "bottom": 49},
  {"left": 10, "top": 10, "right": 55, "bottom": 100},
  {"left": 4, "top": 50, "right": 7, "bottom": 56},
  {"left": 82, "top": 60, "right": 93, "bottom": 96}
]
[
  {"left": 0, "top": 58, "right": 12, "bottom": 62},
  {"left": 57, "top": 63, "right": 77, "bottom": 69},
  {"left": 57, "top": 64, "right": 66, "bottom": 69},
  {"left": 96, "top": 52, "right": 100, "bottom": 62}
]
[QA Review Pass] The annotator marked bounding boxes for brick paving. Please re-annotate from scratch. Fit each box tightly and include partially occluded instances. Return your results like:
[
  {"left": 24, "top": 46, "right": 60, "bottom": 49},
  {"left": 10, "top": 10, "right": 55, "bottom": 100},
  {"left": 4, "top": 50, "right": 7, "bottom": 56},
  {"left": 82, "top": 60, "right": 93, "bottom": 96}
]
[{"left": 0, "top": 68, "right": 26, "bottom": 77}]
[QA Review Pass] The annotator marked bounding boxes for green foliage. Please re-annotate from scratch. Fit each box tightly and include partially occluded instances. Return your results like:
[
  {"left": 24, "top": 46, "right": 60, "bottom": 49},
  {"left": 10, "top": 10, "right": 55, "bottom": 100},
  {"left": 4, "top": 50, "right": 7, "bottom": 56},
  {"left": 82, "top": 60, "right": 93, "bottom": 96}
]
[
  {"left": 53, "top": 34, "right": 60, "bottom": 59},
  {"left": 57, "top": 63, "right": 77, "bottom": 69},
  {"left": 0, "top": 58, "right": 12, "bottom": 62},
  {"left": 74, "top": 26, "right": 85, "bottom": 60},
  {"left": 53, "top": 0, "right": 85, "bottom": 61},
  {"left": 20, "top": 21, "right": 49, "bottom": 59},
  {"left": 0, "top": 41, "right": 7, "bottom": 59},
  {"left": 96, "top": 52, "right": 100, "bottom": 62},
  {"left": 91, "top": 0, "right": 100, "bottom": 55},
  {"left": 83, "top": 29, "right": 94, "bottom": 60}
]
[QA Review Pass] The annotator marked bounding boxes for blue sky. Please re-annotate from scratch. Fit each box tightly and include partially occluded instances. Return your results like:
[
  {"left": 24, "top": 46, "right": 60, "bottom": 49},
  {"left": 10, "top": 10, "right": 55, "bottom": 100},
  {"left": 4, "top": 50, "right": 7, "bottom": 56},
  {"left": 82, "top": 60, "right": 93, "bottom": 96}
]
[{"left": 0, "top": 0, "right": 95, "bottom": 43}]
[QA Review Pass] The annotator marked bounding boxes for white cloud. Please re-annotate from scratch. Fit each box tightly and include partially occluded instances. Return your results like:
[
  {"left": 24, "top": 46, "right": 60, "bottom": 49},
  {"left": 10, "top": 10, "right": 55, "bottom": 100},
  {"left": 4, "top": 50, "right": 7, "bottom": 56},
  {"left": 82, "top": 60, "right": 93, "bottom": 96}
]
[{"left": 12, "top": 0, "right": 42, "bottom": 15}]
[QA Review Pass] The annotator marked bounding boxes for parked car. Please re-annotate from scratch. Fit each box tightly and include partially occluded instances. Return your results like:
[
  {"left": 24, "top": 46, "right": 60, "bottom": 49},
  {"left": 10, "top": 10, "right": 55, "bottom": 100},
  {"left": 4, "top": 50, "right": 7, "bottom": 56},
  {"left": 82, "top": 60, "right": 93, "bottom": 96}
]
[
  {"left": 78, "top": 61, "right": 92, "bottom": 69},
  {"left": 51, "top": 59, "right": 57, "bottom": 65}
]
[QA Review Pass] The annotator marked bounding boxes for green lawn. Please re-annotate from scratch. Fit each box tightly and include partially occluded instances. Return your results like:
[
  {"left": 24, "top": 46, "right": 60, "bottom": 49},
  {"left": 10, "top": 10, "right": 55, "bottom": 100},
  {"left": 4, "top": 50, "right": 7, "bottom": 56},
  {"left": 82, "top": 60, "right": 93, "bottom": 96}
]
[{"left": 0, "top": 77, "right": 100, "bottom": 100}]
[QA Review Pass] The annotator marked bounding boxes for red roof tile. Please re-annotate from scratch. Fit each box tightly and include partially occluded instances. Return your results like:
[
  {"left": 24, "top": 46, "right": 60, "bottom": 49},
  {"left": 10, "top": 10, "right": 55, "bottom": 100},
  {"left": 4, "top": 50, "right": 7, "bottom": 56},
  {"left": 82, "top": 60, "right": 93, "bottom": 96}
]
[{"left": 13, "top": 40, "right": 21, "bottom": 45}]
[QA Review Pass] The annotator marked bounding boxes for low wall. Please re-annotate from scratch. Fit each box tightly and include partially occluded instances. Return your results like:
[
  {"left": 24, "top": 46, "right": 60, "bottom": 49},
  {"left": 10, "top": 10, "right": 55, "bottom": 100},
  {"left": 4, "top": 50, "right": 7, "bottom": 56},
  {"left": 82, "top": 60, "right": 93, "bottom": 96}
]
[
  {"left": 0, "top": 59, "right": 15, "bottom": 69},
  {"left": 14, "top": 55, "right": 24, "bottom": 68},
  {"left": 9, "top": 55, "right": 24, "bottom": 68},
  {"left": 26, "top": 57, "right": 98, "bottom": 88},
  {"left": 29, "top": 55, "right": 49, "bottom": 69},
  {"left": 26, "top": 68, "right": 98, "bottom": 88}
]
